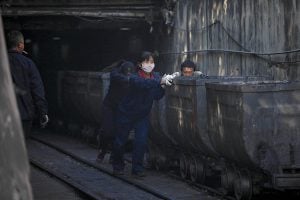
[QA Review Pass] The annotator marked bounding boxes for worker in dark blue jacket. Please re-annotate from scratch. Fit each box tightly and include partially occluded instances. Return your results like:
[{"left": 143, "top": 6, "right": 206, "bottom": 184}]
[
  {"left": 97, "top": 61, "right": 173, "bottom": 163},
  {"left": 112, "top": 51, "right": 173, "bottom": 177},
  {"left": 97, "top": 61, "right": 136, "bottom": 162},
  {"left": 7, "top": 30, "right": 48, "bottom": 138}
]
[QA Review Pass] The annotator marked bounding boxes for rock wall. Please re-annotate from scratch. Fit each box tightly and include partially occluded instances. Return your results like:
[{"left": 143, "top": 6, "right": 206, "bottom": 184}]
[
  {"left": 0, "top": 17, "right": 33, "bottom": 200},
  {"left": 158, "top": 0, "right": 300, "bottom": 80}
]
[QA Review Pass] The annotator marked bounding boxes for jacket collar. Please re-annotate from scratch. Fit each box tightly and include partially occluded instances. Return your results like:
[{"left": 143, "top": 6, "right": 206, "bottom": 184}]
[
  {"left": 8, "top": 49, "right": 21, "bottom": 54},
  {"left": 138, "top": 69, "right": 154, "bottom": 79}
]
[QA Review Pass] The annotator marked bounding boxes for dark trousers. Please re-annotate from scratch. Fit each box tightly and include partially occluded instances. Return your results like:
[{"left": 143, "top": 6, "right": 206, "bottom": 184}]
[
  {"left": 22, "top": 120, "right": 32, "bottom": 139},
  {"left": 112, "top": 115, "right": 149, "bottom": 173},
  {"left": 99, "top": 105, "right": 115, "bottom": 153}
]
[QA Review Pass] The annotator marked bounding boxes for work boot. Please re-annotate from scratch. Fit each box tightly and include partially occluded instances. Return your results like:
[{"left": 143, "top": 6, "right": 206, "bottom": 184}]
[
  {"left": 113, "top": 169, "right": 124, "bottom": 176},
  {"left": 132, "top": 171, "right": 146, "bottom": 178},
  {"left": 109, "top": 154, "right": 113, "bottom": 164},
  {"left": 96, "top": 151, "right": 106, "bottom": 163}
]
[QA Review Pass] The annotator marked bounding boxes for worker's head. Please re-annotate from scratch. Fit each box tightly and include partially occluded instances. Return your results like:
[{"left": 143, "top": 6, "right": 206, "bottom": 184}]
[
  {"left": 7, "top": 30, "right": 24, "bottom": 53},
  {"left": 180, "top": 60, "right": 196, "bottom": 77},
  {"left": 120, "top": 61, "right": 136, "bottom": 76},
  {"left": 139, "top": 51, "right": 155, "bottom": 73}
]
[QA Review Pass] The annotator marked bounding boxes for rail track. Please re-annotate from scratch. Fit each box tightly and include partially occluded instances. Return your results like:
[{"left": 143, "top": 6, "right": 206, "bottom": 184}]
[
  {"left": 28, "top": 134, "right": 230, "bottom": 200},
  {"left": 28, "top": 138, "right": 172, "bottom": 200},
  {"left": 29, "top": 132, "right": 297, "bottom": 200},
  {"left": 30, "top": 164, "right": 95, "bottom": 200}
]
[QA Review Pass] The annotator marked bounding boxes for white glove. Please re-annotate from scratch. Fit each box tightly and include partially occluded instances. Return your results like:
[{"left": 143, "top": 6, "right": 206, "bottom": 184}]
[
  {"left": 161, "top": 74, "right": 173, "bottom": 86},
  {"left": 40, "top": 114, "right": 49, "bottom": 128},
  {"left": 171, "top": 71, "right": 180, "bottom": 78},
  {"left": 193, "top": 71, "right": 203, "bottom": 76},
  {"left": 194, "top": 71, "right": 208, "bottom": 77}
]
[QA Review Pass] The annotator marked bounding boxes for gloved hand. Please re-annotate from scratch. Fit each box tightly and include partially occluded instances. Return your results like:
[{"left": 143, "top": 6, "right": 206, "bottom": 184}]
[
  {"left": 171, "top": 71, "right": 181, "bottom": 78},
  {"left": 193, "top": 71, "right": 208, "bottom": 78},
  {"left": 194, "top": 71, "right": 209, "bottom": 78},
  {"left": 161, "top": 74, "right": 173, "bottom": 86},
  {"left": 193, "top": 71, "right": 203, "bottom": 76},
  {"left": 40, "top": 114, "right": 49, "bottom": 128}
]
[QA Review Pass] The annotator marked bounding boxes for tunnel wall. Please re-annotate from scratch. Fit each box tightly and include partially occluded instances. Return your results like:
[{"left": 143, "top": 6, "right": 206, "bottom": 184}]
[
  {"left": 0, "top": 17, "right": 33, "bottom": 200},
  {"left": 158, "top": 0, "right": 300, "bottom": 80}
]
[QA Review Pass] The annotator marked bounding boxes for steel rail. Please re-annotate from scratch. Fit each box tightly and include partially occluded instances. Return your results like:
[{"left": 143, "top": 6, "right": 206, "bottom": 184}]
[
  {"left": 30, "top": 136, "right": 173, "bottom": 200},
  {"left": 30, "top": 159, "right": 111, "bottom": 200},
  {"left": 31, "top": 135, "right": 237, "bottom": 200}
]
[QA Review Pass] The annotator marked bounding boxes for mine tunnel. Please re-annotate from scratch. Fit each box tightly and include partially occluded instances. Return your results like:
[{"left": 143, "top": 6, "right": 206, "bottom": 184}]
[
  {"left": 2, "top": 0, "right": 166, "bottom": 131},
  {"left": 1, "top": 1, "right": 300, "bottom": 200}
]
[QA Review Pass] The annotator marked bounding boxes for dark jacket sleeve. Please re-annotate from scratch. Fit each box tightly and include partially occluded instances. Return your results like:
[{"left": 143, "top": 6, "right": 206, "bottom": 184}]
[
  {"left": 152, "top": 87, "right": 165, "bottom": 100},
  {"left": 151, "top": 73, "right": 165, "bottom": 100},
  {"left": 110, "top": 68, "right": 161, "bottom": 89},
  {"left": 129, "top": 74, "right": 161, "bottom": 89},
  {"left": 28, "top": 60, "right": 48, "bottom": 116},
  {"left": 110, "top": 68, "right": 130, "bottom": 82}
]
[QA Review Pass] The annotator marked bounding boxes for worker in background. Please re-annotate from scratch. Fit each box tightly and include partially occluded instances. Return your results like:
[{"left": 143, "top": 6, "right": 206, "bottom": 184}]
[
  {"left": 112, "top": 51, "right": 174, "bottom": 178},
  {"left": 172, "top": 60, "right": 207, "bottom": 77},
  {"left": 96, "top": 61, "right": 136, "bottom": 163},
  {"left": 7, "top": 30, "right": 49, "bottom": 138}
]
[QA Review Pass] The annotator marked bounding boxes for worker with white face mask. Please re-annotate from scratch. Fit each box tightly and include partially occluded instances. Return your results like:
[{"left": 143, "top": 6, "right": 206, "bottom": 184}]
[{"left": 112, "top": 51, "right": 174, "bottom": 178}]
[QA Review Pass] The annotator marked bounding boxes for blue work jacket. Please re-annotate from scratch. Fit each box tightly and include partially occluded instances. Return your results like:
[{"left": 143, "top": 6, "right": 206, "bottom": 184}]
[
  {"left": 8, "top": 50, "right": 48, "bottom": 120},
  {"left": 112, "top": 71, "right": 165, "bottom": 120}
]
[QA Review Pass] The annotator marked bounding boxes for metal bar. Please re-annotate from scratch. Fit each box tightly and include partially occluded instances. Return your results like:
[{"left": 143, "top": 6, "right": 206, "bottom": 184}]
[
  {"left": 1, "top": 1, "right": 156, "bottom": 7},
  {"left": 1, "top": 9, "right": 147, "bottom": 18},
  {"left": 1, "top": 5, "right": 156, "bottom": 10},
  {"left": 160, "top": 48, "right": 300, "bottom": 56}
]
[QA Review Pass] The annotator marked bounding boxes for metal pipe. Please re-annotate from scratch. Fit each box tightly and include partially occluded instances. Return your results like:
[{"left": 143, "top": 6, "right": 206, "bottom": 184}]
[
  {"left": 205, "top": 0, "right": 209, "bottom": 75},
  {"left": 159, "top": 48, "right": 300, "bottom": 65},
  {"left": 160, "top": 48, "right": 300, "bottom": 56}
]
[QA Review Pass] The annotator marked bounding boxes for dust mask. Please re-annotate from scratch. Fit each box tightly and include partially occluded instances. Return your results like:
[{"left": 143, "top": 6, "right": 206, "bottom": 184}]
[{"left": 141, "top": 63, "right": 155, "bottom": 73}]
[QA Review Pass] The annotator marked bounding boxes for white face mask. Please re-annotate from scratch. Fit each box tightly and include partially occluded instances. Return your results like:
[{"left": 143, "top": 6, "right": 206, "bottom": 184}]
[{"left": 141, "top": 63, "right": 155, "bottom": 73}]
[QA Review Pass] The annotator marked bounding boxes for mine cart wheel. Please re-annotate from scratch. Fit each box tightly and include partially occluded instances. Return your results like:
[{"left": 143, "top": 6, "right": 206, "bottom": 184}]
[
  {"left": 189, "top": 156, "right": 205, "bottom": 183},
  {"left": 233, "top": 169, "right": 253, "bottom": 200},
  {"left": 221, "top": 165, "right": 236, "bottom": 194},
  {"left": 180, "top": 154, "right": 189, "bottom": 179}
]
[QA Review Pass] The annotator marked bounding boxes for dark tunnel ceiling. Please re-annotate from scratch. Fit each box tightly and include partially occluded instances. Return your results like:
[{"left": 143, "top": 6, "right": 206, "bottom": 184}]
[
  {"left": 3, "top": 16, "right": 153, "bottom": 31},
  {"left": 1, "top": 0, "right": 165, "bottom": 30}
]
